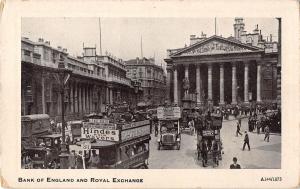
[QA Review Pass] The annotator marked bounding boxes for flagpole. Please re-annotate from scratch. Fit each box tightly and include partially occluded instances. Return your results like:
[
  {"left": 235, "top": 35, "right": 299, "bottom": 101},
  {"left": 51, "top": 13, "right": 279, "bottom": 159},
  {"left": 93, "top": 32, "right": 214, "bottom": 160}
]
[
  {"left": 141, "top": 35, "right": 143, "bottom": 59},
  {"left": 99, "top": 18, "right": 102, "bottom": 56},
  {"left": 215, "top": 17, "right": 217, "bottom": 35}
]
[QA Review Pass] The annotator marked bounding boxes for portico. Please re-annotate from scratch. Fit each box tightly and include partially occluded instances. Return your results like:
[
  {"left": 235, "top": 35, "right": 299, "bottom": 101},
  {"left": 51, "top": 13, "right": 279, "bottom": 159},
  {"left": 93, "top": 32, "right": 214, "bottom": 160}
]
[{"left": 165, "top": 35, "right": 268, "bottom": 106}]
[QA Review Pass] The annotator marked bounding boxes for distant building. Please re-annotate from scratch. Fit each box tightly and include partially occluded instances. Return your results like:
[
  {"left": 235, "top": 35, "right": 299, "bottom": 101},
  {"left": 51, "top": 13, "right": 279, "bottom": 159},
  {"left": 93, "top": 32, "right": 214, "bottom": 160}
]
[
  {"left": 165, "top": 18, "right": 279, "bottom": 107},
  {"left": 125, "top": 57, "right": 166, "bottom": 106},
  {"left": 21, "top": 37, "right": 139, "bottom": 121}
]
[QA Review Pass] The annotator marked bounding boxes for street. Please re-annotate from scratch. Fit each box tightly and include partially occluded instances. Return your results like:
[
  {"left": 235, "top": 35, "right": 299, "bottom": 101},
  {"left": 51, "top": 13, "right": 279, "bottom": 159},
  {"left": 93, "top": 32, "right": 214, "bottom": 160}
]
[{"left": 148, "top": 117, "right": 281, "bottom": 169}]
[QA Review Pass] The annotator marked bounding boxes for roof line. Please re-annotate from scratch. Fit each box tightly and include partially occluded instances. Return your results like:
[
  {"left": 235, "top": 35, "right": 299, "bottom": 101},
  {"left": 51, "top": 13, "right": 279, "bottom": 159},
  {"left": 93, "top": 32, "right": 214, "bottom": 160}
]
[{"left": 171, "top": 35, "right": 263, "bottom": 57}]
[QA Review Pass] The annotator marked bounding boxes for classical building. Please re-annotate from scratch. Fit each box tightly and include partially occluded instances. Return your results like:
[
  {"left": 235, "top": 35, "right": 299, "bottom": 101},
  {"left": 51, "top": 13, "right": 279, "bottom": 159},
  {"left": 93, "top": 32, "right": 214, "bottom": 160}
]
[
  {"left": 125, "top": 57, "right": 166, "bottom": 106},
  {"left": 165, "top": 18, "right": 279, "bottom": 107},
  {"left": 21, "top": 37, "right": 140, "bottom": 121}
]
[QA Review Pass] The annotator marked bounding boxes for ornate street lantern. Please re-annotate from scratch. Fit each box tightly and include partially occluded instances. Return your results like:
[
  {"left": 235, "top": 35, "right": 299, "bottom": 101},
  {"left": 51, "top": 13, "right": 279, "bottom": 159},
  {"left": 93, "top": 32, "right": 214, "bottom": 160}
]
[
  {"left": 133, "top": 80, "right": 139, "bottom": 107},
  {"left": 53, "top": 57, "right": 72, "bottom": 169}
]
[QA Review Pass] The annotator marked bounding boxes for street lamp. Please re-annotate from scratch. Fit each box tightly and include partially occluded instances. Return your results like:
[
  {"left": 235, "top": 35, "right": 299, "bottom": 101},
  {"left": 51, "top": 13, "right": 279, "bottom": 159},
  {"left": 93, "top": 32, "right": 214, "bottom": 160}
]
[
  {"left": 133, "top": 80, "right": 139, "bottom": 108},
  {"left": 54, "top": 57, "right": 72, "bottom": 169}
]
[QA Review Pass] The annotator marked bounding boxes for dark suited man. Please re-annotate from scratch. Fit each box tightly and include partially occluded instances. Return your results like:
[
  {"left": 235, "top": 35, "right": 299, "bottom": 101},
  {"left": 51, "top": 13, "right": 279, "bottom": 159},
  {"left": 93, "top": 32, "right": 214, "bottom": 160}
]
[
  {"left": 230, "top": 157, "right": 241, "bottom": 169},
  {"left": 242, "top": 131, "right": 250, "bottom": 151},
  {"left": 201, "top": 140, "right": 208, "bottom": 167}
]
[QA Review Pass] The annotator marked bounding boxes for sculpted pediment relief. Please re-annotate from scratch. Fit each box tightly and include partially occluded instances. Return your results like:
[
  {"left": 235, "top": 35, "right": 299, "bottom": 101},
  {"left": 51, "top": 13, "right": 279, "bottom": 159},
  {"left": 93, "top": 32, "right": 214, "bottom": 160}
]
[
  {"left": 173, "top": 37, "right": 261, "bottom": 57},
  {"left": 181, "top": 40, "right": 252, "bottom": 55}
]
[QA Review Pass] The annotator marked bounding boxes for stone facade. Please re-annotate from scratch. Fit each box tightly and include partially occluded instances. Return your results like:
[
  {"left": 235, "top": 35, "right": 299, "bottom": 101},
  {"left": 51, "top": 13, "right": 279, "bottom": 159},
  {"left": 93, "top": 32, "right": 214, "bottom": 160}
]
[
  {"left": 21, "top": 37, "right": 140, "bottom": 121},
  {"left": 165, "top": 18, "right": 279, "bottom": 107},
  {"left": 125, "top": 57, "right": 166, "bottom": 106}
]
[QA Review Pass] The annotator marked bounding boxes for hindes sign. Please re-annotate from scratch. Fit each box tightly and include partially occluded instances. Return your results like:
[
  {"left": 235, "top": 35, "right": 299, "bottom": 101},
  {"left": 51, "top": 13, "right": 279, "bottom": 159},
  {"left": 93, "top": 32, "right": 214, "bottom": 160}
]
[{"left": 81, "top": 127, "right": 119, "bottom": 141}]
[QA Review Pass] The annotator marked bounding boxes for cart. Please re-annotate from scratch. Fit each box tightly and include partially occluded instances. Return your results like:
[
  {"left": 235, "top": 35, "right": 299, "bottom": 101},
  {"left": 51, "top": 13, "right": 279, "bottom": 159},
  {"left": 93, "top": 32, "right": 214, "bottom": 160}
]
[{"left": 195, "top": 113, "right": 223, "bottom": 167}]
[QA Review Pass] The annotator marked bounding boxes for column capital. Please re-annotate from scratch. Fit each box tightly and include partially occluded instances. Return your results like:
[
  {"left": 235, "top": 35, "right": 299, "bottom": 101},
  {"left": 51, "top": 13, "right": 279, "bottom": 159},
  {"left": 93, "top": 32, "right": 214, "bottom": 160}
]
[
  {"left": 256, "top": 59, "right": 263, "bottom": 66},
  {"left": 183, "top": 63, "right": 189, "bottom": 68},
  {"left": 244, "top": 61, "right": 251, "bottom": 66},
  {"left": 219, "top": 63, "right": 224, "bottom": 68},
  {"left": 172, "top": 65, "right": 178, "bottom": 71},
  {"left": 231, "top": 61, "right": 238, "bottom": 67}
]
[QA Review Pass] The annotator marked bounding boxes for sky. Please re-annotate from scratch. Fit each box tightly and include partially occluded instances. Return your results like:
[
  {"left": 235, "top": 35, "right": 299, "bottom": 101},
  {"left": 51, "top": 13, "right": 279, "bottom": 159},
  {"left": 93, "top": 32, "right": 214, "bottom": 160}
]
[{"left": 22, "top": 17, "right": 278, "bottom": 70}]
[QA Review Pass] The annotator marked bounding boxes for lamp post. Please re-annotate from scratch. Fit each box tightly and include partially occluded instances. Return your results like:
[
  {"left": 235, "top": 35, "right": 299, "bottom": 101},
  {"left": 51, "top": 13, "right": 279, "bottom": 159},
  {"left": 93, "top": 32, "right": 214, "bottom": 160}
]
[
  {"left": 54, "top": 57, "right": 72, "bottom": 169},
  {"left": 133, "top": 81, "right": 139, "bottom": 108}
]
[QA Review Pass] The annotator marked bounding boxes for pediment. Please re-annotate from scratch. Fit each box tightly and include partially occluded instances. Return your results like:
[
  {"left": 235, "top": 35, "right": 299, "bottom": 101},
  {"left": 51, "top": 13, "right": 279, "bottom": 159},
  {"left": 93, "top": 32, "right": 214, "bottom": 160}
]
[{"left": 172, "top": 36, "right": 262, "bottom": 57}]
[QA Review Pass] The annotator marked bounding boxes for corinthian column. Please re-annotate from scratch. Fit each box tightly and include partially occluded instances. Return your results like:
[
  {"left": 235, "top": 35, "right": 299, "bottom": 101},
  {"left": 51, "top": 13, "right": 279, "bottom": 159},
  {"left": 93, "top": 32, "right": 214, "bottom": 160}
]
[
  {"left": 244, "top": 62, "right": 249, "bottom": 103},
  {"left": 232, "top": 63, "right": 237, "bottom": 104},
  {"left": 257, "top": 63, "right": 262, "bottom": 102},
  {"left": 173, "top": 66, "right": 178, "bottom": 105},
  {"left": 208, "top": 64, "right": 213, "bottom": 101},
  {"left": 166, "top": 69, "right": 172, "bottom": 102},
  {"left": 219, "top": 63, "right": 225, "bottom": 105},
  {"left": 196, "top": 64, "right": 201, "bottom": 105}
]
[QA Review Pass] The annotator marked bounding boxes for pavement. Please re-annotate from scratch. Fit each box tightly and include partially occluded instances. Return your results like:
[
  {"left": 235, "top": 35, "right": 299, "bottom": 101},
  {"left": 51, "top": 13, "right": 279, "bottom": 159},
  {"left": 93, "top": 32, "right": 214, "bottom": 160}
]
[{"left": 148, "top": 117, "right": 281, "bottom": 169}]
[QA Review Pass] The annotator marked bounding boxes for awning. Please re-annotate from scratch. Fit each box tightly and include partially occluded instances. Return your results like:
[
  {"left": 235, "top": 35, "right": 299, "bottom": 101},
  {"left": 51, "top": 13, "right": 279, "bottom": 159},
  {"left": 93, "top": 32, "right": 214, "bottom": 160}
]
[{"left": 21, "top": 114, "right": 50, "bottom": 121}]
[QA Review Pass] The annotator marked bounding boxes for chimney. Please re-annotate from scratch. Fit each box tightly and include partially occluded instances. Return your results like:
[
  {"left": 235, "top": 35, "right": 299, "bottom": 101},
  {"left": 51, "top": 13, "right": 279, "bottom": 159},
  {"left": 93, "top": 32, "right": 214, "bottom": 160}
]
[
  {"left": 38, "top": 38, "right": 44, "bottom": 42},
  {"left": 45, "top": 41, "right": 50, "bottom": 45},
  {"left": 57, "top": 46, "right": 62, "bottom": 50},
  {"left": 63, "top": 48, "right": 67, "bottom": 53},
  {"left": 270, "top": 34, "right": 272, "bottom": 42}
]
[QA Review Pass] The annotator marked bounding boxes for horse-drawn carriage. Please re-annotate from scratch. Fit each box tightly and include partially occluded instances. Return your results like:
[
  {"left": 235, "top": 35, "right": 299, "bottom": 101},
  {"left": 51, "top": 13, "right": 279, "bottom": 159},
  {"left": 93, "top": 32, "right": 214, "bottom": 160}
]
[{"left": 194, "top": 113, "right": 223, "bottom": 167}]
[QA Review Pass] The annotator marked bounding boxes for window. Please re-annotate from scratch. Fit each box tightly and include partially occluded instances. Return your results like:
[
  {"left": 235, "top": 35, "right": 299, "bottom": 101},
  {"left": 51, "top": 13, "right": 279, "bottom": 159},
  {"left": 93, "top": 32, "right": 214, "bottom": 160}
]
[
  {"left": 43, "top": 49, "right": 50, "bottom": 61},
  {"left": 24, "top": 50, "right": 30, "bottom": 56}
]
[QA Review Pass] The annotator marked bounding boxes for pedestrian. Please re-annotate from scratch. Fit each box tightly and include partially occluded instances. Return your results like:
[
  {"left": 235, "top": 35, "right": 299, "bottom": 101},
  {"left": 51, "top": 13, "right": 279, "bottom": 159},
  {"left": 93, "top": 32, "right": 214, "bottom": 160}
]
[
  {"left": 68, "top": 150, "right": 76, "bottom": 169},
  {"left": 264, "top": 125, "right": 270, "bottom": 142},
  {"left": 230, "top": 157, "right": 241, "bottom": 169},
  {"left": 212, "top": 140, "right": 219, "bottom": 166},
  {"left": 242, "top": 131, "right": 250, "bottom": 151},
  {"left": 88, "top": 150, "right": 100, "bottom": 169},
  {"left": 154, "top": 121, "right": 159, "bottom": 137},
  {"left": 76, "top": 150, "right": 84, "bottom": 169},
  {"left": 201, "top": 140, "right": 208, "bottom": 167},
  {"left": 188, "top": 120, "right": 194, "bottom": 135},
  {"left": 257, "top": 123, "right": 261, "bottom": 134},
  {"left": 44, "top": 148, "right": 53, "bottom": 169},
  {"left": 236, "top": 119, "right": 243, "bottom": 137}
]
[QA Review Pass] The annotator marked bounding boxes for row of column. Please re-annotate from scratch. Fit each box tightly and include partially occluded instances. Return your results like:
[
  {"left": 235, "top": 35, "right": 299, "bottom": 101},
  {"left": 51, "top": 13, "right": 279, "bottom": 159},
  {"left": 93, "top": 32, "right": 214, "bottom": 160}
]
[
  {"left": 172, "top": 62, "right": 261, "bottom": 105},
  {"left": 68, "top": 82, "right": 96, "bottom": 114}
]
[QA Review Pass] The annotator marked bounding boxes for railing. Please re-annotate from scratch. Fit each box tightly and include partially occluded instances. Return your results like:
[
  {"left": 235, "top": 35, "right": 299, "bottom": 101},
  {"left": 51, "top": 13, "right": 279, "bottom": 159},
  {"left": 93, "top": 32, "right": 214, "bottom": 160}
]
[
  {"left": 71, "top": 69, "right": 106, "bottom": 81},
  {"left": 107, "top": 76, "right": 131, "bottom": 86}
]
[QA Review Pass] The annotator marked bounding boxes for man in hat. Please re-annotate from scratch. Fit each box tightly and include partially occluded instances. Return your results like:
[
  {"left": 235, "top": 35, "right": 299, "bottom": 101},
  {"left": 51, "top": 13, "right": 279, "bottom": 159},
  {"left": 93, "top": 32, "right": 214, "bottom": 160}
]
[
  {"left": 76, "top": 150, "right": 84, "bottom": 169},
  {"left": 230, "top": 157, "right": 241, "bottom": 169},
  {"left": 88, "top": 150, "right": 100, "bottom": 169},
  {"left": 242, "top": 131, "right": 250, "bottom": 151},
  {"left": 68, "top": 150, "right": 76, "bottom": 169},
  {"left": 236, "top": 119, "right": 243, "bottom": 137},
  {"left": 264, "top": 125, "right": 270, "bottom": 142},
  {"left": 44, "top": 148, "right": 53, "bottom": 169},
  {"left": 201, "top": 140, "right": 208, "bottom": 167}
]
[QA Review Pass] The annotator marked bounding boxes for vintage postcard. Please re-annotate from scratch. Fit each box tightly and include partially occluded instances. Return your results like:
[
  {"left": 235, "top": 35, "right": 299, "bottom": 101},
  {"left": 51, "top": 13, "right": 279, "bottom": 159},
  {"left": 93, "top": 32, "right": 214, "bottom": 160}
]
[{"left": 0, "top": 0, "right": 299, "bottom": 188}]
